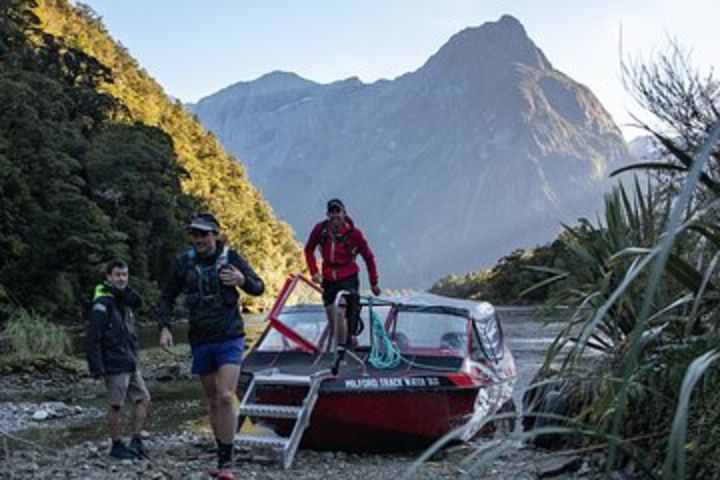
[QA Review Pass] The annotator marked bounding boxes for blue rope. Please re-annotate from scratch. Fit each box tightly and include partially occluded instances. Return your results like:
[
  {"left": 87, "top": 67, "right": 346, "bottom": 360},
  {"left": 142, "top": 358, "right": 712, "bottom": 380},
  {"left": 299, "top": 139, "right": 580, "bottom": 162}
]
[
  {"left": 367, "top": 298, "right": 473, "bottom": 372},
  {"left": 368, "top": 300, "right": 401, "bottom": 369}
]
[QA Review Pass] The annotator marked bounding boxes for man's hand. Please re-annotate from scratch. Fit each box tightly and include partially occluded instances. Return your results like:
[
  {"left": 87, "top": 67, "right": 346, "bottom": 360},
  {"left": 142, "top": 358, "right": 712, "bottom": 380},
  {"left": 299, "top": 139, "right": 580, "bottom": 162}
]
[
  {"left": 371, "top": 284, "right": 381, "bottom": 296},
  {"left": 220, "top": 265, "right": 245, "bottom": 287},
  {"left": 159, "top": 327, "right": 174, "bottom": 352},
  {"left": 312, "top": 273, "right": 323, "bottom": 284}
]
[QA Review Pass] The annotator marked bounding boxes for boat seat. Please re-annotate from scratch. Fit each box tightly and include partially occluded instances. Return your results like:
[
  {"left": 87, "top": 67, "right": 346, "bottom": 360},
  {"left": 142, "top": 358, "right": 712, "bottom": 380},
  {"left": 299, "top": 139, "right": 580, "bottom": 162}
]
[
  {"left": 439, "top": 332, "right": 467, "bottom": 351},
  {"left": 395, "top": 332, "right": 410, "bottom": 351}
]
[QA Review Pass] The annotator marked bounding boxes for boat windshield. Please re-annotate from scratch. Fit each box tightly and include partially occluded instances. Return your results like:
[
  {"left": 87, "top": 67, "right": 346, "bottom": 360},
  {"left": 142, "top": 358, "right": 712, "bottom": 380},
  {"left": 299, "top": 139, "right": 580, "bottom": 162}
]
[
  {"left": 256, "top": 304, "right": 391, "bottom": 352},
  {"left": 257, "top": 306, "right": 325, "bottom": 351},
  {"left": 394, "top": 311, "right": 468, "bottom": 356}
]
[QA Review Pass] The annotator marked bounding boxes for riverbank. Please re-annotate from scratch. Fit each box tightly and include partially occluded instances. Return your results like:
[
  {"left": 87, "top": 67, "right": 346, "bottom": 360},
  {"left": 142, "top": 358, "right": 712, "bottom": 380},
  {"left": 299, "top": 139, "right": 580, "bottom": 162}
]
[
  {"left": 2, "top": 428, "right": 603, "bottom": 479},
  {"left": 0, "top": 310, "right": 618, "bottom": 479},
  {"left": 0, "top": 352, "right": 608, "bottom": 479}
]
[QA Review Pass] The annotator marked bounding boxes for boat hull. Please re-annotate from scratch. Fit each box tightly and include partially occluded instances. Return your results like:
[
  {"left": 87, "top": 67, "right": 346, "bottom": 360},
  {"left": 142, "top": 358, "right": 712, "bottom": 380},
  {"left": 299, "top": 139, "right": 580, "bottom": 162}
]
[{"left": 253, "top": 383, "right": 481, "bottom": 451}]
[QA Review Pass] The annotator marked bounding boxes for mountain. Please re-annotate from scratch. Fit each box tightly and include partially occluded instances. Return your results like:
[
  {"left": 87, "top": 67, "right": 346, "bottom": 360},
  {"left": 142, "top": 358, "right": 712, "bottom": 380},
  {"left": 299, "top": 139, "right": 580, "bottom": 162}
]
[
  {"left": 189, "top": 15, "right": 631, "bottom": 287},
  {"left": 30, "top": 0, "right": 307, "bottom": 310},
  {"left": 628, "top": 135, "right": 660, "bottom": 162}
]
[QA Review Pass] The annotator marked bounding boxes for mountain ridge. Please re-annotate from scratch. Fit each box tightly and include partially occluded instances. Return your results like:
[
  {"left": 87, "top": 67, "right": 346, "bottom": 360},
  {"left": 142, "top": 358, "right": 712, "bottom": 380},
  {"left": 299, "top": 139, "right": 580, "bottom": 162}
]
[{"left": 189, "top": 15, "right": 630, "bottom": 287}]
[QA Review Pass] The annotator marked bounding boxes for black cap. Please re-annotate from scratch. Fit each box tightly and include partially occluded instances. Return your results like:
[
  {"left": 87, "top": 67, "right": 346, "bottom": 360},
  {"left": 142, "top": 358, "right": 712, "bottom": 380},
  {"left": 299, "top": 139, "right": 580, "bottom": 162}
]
[
  {"left": 187, "top": 212, "right": 220, "bottom": 232},
  {"left": 327, "top": 198, "right": 345, "bottom": 212}
]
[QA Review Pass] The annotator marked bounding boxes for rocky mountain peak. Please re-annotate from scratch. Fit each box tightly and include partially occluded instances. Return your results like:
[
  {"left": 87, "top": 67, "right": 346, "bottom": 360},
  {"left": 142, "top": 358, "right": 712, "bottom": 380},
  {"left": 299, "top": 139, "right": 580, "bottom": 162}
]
[
  {"left": 188, "top": 16, "right": 629, "bottom": 287},
  {"left": 248, "top": 70, "right": 317, "bottom": 93},
  {"left": 425, "top": 14, "right": 551, "bottom": 73}
]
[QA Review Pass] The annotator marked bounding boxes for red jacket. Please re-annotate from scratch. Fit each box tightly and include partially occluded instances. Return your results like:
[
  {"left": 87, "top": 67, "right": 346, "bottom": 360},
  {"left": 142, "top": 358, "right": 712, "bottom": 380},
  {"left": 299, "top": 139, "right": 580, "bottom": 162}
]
[{"left": 304, "top": 216, "right": 379, "bottom": 285}]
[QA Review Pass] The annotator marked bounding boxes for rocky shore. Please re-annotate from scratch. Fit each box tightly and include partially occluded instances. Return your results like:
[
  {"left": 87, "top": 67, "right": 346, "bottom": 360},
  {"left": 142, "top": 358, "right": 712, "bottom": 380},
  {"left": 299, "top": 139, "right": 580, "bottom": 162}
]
[
  {"left": 1, "top": 429, "right": 602, "bottom": 480},
  {"left": 0, "top": 347, "right": 605, "bottom": 479}
]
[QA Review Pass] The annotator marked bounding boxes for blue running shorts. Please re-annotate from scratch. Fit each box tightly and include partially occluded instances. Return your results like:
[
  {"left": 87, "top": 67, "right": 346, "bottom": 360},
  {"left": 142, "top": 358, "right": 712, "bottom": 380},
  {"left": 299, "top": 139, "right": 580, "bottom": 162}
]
[{"left": 191, "top": 337, "right": 245, "bottom": 375}]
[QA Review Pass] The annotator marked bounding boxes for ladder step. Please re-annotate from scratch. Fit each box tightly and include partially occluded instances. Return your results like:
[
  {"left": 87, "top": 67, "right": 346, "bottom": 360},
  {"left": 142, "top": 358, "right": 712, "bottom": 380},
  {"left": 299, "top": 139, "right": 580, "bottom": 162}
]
[
  {"left": 253, "top": 373, "right": 312, "bottom": 385},
  {"left": 238, "top": 370, "right": 329, "bottom": 469},
  {"left": 236, "top": 434, "right": 289, "bottom": 449},
  {"left": 240, "top": 403, "right": 302, "bottom": 419}
]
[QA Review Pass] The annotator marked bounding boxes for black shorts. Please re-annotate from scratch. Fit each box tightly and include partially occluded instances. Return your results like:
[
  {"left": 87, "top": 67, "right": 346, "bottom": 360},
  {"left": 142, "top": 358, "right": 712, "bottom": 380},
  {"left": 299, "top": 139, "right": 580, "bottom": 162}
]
[{"left": 321, "top": 274, "right": 359, "bottom": 306}]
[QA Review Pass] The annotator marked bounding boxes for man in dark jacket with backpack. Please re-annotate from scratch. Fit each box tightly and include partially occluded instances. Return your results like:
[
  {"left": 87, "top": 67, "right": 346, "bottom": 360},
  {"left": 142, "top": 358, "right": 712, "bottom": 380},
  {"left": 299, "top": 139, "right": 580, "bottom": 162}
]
[
  {"left": 86, "top": 258, "right": 150, "bottom": 460},
  {"left": 304, "top": 199, "right": 381, "bottom": 368},
  {"left": 157, "top": 212, "right": 264, "bottom": 480}
]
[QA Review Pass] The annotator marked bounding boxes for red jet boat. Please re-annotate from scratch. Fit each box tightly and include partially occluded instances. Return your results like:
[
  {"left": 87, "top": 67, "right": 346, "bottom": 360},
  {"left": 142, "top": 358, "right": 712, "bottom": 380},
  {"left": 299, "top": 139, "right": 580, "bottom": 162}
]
[{"left": 238, "top": 274, "right": 516, "bottom": 458}]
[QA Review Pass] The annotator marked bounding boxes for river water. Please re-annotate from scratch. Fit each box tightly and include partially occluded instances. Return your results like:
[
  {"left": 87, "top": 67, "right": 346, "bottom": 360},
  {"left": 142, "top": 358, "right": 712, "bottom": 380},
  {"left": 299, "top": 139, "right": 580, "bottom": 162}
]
[{"left": 496, "top": 306, "right": 569, "bottom": 405}]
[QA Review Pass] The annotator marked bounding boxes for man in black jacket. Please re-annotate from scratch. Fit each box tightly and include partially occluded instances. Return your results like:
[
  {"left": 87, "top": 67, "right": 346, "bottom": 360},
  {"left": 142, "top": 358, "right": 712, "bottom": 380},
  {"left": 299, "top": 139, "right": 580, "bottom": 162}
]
[
  {"left": 158, "top": 212, "right": 264, "bottom": 479},
  {"left": 86, "top": 258, "right": 150, "bottom": 460}
]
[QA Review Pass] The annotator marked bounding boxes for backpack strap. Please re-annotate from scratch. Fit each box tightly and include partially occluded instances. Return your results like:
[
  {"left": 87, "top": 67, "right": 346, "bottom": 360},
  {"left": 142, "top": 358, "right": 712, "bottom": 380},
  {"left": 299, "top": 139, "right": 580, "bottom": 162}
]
[
  {"left": 317, "top": 220, "right": 330, "bottom": 246},
  {"left": 188, "top": 245, "right": 230, "bottom": 298},
  {"left": 318, "top": 221, "right": 356, "bottom": 253},
  {"left": 185, "top": 245, "right": 228, "bottom": 267}
]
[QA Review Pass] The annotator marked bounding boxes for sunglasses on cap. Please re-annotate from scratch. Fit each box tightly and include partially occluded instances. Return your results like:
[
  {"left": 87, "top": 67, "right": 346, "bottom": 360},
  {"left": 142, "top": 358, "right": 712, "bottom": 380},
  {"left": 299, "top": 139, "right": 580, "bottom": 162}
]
[
  {"left": 188, "top": 229, "right": 212, "bottom": 238},
  {"left": 327, "top": 206, "right": 343, "bottom": 214}
]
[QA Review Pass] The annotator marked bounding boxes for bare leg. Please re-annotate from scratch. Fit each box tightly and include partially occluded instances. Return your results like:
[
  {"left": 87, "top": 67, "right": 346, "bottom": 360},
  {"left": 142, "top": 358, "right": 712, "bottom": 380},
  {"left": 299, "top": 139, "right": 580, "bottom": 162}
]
[
  {"left": 214, "top": 364, "right": 242, "bottom": 444},
  {"left": 335, "top": 306, "right": 347, "bottom": 347},
  {"left": 108, "top": 405, "right": 123, "bottom": 441},
  {"left": 323, "top": 305, "right": 335, "bottom": 350},
  {"left": 131, "top": 396, "right": 150, "bottom": 435},
  {"left": 200, "top": 372, "right": 221, "bottom": 436},
  {"left": 324, "top": 304, "right": 347, "bottom": 349},
  {"left": 326, "top": 303, "right": 349, "bottom": 375},
  {"left": 200, "top": 365, "right": 241, "bottom": 444}
]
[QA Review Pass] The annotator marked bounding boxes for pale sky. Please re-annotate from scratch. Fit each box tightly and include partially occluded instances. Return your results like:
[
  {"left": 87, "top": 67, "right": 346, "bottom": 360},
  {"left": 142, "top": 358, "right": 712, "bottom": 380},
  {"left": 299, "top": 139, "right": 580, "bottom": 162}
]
[{"left": 76, "top": 1, "right": 718, "bottom": 141}]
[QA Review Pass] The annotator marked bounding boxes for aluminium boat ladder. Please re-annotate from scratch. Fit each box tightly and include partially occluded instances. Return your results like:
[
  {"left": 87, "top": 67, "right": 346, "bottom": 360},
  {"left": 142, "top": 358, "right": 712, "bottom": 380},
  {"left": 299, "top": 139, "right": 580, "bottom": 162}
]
[{"left": 236, "top": 368, "right": 328, "bottom": 469}]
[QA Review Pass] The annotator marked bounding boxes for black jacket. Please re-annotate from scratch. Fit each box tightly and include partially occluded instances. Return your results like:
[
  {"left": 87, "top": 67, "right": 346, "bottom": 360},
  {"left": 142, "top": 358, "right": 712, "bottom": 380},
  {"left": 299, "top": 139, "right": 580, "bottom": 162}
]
[
  {"left": 157, "top": 241, "right": 264, "bottom": 346},
  {"left": 85, "top": 284, "right": 143, "bottom": 376}
]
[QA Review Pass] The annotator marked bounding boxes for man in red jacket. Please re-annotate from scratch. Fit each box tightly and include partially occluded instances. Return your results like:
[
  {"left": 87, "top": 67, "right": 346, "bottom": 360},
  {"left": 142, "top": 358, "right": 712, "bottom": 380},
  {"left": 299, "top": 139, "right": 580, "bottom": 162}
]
[{"left": 304, "top": 199, "right": 381, "bottom": 360}]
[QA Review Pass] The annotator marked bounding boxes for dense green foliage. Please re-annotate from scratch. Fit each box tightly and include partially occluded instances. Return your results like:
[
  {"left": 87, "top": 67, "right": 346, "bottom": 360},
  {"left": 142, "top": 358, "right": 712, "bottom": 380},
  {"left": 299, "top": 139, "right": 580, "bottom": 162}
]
[
  {"left": 36, "top": 0, "right": 306, "bottom": 308},
  {"left": 0, "top": 0, "right": 305, "bottom": 323},
  {"left": 0, "top": 0, "right": 197, "bottom": 320},
  {"left": 430, "top": 242, "right": 570, "bottom": 304}
]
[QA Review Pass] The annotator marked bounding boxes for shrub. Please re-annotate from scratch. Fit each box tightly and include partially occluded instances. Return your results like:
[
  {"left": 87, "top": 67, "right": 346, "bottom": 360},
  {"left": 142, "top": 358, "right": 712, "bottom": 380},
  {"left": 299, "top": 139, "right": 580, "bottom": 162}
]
[{"left": 2, "top": 307, "right": 72, "bottom": 360}]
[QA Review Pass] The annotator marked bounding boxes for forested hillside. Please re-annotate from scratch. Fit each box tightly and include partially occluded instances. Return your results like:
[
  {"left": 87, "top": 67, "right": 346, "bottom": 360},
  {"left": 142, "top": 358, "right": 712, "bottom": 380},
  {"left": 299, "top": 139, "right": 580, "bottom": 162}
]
[
  {"left": 430, "top": 241, "right": 570, "bottom": 304},
  {"left": 0, "top": 0, "right": 304, "bottom": 321}
]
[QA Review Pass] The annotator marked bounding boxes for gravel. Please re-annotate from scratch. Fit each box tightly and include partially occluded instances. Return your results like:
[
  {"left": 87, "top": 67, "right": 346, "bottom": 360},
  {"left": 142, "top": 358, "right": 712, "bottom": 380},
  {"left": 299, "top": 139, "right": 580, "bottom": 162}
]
[
  {"left": 0, "top": 430, "right": 605, "bottom": 480},
  {"left": 0, "top": 401, "right": 103, "bottom": 433}
]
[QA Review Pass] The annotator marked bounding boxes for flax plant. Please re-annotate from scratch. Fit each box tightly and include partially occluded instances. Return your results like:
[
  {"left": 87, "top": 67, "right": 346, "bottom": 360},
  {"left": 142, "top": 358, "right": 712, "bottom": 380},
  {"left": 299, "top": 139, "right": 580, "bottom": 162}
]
[
  {"left": 526, "top": 129, "right": 720, "bottom": 478},
  {"left": 406, "top": 45, "right": 720, "bottom": 479}
]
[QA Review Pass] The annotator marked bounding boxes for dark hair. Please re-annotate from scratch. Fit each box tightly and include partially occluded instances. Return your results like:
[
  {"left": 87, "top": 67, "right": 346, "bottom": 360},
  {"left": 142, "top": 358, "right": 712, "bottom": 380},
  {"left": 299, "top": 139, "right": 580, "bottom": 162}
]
[{"left": 105, "top": 258, "right": 128, "bottom": 276}]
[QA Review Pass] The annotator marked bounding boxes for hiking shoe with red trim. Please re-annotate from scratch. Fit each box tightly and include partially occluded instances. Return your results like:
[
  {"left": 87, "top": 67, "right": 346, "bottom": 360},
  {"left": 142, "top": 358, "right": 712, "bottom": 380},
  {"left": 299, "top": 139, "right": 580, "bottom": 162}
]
[{"left": 216, "top": 469, "right": 234, "bottom": 480}]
